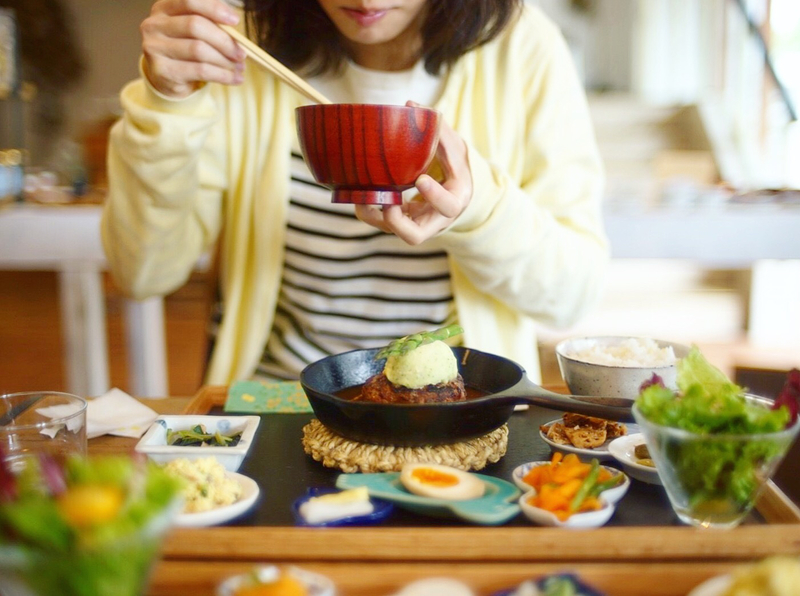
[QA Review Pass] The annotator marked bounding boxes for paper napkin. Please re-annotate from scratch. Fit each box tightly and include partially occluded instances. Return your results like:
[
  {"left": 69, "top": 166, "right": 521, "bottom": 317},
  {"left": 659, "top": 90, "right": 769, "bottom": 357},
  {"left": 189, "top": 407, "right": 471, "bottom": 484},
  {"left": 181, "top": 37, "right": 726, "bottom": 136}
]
[
  {"left": 84, "top": 388, "right": 159, "bottom": 439},
  {"left": 38, "top": 388, "right": 159, "bottom": 439},
  {"left": 225, "top": 380, "right": 313, "bottom": 413}
]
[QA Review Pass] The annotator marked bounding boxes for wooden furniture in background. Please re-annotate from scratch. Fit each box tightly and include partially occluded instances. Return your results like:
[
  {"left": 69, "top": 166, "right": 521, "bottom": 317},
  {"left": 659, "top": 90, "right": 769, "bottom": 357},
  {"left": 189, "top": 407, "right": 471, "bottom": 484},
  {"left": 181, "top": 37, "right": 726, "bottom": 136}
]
[{"left": 0, "top": 203, "right": 211, "bottom": 396}]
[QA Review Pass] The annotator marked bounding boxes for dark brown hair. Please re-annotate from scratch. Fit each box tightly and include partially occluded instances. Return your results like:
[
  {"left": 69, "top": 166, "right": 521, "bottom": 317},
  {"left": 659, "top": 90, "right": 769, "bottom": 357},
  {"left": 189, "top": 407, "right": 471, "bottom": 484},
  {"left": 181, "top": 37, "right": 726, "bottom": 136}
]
[{"left": 242, "top": 0, "right": 522, "bottom": 76}]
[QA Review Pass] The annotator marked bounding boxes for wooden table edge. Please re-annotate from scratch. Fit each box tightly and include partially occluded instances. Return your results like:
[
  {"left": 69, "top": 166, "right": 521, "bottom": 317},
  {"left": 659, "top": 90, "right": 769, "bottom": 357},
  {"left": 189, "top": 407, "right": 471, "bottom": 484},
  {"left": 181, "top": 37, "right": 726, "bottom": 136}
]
[{"left": 148, "top": 560, "right": 754, "bottom": 596}]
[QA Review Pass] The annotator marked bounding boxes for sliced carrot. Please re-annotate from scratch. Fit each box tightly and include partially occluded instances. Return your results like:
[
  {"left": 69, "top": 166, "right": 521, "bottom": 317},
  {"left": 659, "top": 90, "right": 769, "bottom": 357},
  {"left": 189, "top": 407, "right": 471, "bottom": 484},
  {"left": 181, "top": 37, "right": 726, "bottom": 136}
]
[{"left": 525, "top": 455, "right": 608, "bottom": 520}]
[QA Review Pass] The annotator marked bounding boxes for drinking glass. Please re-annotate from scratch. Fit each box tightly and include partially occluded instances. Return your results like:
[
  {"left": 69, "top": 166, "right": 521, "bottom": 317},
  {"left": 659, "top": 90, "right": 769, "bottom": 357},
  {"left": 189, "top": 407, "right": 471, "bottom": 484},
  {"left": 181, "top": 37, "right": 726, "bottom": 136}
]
[
  {"left": 0, "top": 391, "right": 87, "bottom": 473},
  {"left": 633, "top": 398, "right": 799, "bottom": 529}
]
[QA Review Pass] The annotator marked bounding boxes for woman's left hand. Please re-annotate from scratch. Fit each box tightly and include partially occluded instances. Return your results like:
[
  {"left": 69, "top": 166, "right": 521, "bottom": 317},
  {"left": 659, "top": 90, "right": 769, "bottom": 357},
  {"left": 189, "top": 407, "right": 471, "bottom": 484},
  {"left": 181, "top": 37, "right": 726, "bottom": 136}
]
[{"left": 355, "top": 109, "right": 473, "bottom": 245}]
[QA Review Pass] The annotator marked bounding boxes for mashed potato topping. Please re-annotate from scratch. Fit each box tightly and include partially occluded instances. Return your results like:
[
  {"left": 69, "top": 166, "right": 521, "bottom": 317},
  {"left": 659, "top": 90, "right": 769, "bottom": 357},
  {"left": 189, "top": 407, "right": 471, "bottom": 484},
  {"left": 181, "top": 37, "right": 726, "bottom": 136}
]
[
  {"left": 384, "top": 340, "right": 458, "bottom": 389},
  {"left": 163, "top": 457, "right": 242, "bottom": 513}
]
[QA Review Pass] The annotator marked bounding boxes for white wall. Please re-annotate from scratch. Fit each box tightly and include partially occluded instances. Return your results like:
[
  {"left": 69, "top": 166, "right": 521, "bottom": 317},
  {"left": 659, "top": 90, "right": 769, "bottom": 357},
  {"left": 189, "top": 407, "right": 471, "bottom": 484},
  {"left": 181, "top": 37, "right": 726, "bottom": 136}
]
[
  {"left": 532, "top": 0, "right": 635, "bottom": 91},
  {"left": 44, "top": 0, "right": 638, "bottom": 159}
]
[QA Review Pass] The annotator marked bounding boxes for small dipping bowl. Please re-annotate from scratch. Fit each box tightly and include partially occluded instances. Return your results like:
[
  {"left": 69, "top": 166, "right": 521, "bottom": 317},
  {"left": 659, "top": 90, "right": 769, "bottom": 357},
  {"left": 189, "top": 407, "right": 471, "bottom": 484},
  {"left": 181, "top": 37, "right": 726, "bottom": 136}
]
[
  {"left": 296, "top": 103, "right": 441, "bottom": 205},
  {"left": 555, "top": 336, "right": 690, "bottom": 400},
  {"left": 217, "top": 565, "right": 335, "bottom": 596},
  {"left": 512, "top": 461, "right": 630, "bottom": 504},
  {"left": 0, "top": 391, "right": 87, "bottom": 473},
  {"left": 518, "top": 490, "right": 615, "bottom": 528}
]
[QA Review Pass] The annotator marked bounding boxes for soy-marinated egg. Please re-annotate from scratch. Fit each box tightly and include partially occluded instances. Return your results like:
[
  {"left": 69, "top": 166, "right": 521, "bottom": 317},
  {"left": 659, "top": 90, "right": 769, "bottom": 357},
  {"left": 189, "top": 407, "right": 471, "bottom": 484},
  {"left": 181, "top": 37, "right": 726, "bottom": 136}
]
[{"left": 399, "top": 463, "right": 485, "bottom": 501}]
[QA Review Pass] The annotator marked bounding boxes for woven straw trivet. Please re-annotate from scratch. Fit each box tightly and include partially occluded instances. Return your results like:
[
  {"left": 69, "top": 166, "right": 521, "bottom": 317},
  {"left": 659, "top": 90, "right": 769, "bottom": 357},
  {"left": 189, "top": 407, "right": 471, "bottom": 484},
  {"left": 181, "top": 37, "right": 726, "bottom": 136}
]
[{"left": 301, "top": 419, "right": 509, "bottom": 473}]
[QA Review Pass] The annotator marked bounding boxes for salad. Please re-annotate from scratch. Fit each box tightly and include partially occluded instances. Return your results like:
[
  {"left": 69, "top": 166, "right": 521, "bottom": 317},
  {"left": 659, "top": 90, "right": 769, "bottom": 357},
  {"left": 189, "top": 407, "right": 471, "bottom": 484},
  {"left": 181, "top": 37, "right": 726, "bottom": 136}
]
[
  {"left": 634, "top": 347, "right": 799, "bottom": 525},
  {"left": 0, "top": 448, "right": 182, "bottom": 596},
  {"left": 636, "top": 348, "right": 793, "bottom": 434}
]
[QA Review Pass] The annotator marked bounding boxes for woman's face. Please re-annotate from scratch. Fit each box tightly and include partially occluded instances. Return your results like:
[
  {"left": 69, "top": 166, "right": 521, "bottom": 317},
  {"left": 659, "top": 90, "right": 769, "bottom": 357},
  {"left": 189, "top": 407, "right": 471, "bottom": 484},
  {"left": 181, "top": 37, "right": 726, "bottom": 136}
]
[{"left": 316, "top": 0, "right": 428, "bottom": 69}]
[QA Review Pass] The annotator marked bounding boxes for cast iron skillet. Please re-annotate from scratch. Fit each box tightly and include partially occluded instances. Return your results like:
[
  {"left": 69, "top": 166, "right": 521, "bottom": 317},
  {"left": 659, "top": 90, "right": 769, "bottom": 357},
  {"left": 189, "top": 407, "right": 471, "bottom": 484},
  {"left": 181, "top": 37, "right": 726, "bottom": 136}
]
[{"left": 300, "top": 347, "right": 634, "bottom": 447}]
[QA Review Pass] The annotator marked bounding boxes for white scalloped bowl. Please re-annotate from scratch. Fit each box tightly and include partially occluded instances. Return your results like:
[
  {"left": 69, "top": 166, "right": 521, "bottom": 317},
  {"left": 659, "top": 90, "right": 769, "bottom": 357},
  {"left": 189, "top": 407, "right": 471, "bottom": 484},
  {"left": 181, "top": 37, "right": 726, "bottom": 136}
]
[
  {"left": 512, "top": 461, "right": 630, "bottom": 504},
  {"left": 518, "top": 490, "right": 615, "bottom": 528}
]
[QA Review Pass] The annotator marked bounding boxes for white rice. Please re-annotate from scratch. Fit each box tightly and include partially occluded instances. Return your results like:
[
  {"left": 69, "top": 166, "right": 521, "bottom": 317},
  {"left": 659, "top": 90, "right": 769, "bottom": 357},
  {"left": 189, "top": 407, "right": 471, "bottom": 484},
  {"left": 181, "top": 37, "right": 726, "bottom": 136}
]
[{"left": 565, "top": 338, "right": 676, "bottom": 367}]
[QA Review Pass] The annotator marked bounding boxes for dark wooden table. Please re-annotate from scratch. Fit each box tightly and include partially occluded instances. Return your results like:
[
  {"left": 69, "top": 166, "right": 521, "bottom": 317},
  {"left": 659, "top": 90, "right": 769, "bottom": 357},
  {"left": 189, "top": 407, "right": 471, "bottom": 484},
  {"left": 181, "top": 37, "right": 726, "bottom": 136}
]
[{"left": 91, "top": 389, "right": 800, "bottom": 596}]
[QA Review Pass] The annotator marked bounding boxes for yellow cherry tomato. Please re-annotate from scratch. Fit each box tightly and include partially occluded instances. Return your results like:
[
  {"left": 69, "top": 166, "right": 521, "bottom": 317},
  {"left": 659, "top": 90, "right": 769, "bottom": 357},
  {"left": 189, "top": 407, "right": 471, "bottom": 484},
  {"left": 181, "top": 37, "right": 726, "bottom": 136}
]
[{"left": 57, "top": 484, "right": 125, "bottom": 527}]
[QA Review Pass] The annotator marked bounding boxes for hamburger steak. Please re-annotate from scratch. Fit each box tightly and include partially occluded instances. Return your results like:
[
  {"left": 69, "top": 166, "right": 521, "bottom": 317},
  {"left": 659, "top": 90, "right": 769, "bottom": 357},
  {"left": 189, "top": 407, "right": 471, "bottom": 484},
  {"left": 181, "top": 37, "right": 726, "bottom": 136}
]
[{"left": 360, "top": 372, "right": 467, "bottom": 404}]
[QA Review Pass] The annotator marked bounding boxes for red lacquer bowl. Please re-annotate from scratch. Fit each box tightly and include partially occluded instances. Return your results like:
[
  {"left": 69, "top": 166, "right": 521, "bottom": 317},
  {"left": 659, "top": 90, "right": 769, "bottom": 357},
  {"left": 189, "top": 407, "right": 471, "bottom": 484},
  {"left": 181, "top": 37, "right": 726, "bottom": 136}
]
[{"left": 295, "top": 104, "right": 441, "bottom": 205}]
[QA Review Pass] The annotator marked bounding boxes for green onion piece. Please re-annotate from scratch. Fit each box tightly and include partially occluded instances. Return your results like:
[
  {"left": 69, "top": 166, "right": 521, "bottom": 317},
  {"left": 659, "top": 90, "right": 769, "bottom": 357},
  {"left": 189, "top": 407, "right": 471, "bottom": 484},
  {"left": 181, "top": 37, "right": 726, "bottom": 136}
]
[{"left": 569, "top": 459, "right": 600, "bottom": 512}]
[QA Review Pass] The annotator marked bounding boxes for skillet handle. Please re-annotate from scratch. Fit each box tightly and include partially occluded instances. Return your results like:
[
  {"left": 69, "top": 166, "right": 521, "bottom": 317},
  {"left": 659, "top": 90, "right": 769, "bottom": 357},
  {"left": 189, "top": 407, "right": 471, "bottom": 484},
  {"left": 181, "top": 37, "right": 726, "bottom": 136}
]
[{"left": 493, "top": 376, "right": 635, "bottom": 422}]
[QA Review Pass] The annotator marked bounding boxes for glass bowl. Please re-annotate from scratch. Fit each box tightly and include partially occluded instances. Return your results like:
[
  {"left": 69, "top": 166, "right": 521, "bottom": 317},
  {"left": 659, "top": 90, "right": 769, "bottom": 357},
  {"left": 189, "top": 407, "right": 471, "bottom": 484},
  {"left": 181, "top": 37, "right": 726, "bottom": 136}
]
[
  {"left": 0, "top": 497, "right": 181, "bottom": 596},
  {"left": 632, "top": 398, "right": 799, "bottom": 528}
]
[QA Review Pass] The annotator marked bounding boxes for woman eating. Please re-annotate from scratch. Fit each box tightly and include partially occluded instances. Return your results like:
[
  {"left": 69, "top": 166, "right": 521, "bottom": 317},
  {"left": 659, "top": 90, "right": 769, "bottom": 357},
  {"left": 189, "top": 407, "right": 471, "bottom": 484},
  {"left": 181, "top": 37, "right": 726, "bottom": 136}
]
[{"left": 101, "top": 0, "right": 609, "bottom": 386}]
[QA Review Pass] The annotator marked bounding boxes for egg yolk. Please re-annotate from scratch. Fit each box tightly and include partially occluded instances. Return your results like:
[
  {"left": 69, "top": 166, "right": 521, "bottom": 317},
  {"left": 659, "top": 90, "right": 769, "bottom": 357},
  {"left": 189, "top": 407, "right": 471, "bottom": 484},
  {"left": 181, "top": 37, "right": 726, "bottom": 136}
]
[
  {"left": 234, "top": 576, "right": 308, "bottom": 596},
  {"left": 411, "top": 467, "right": 459, "bottom": 487}
]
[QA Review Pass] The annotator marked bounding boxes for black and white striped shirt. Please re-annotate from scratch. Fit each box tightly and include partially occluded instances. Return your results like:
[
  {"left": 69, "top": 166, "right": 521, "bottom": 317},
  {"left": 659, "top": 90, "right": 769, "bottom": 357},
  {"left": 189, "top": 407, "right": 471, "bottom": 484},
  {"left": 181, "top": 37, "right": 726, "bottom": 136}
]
[
  {"left": 254, "top": 148, "right": 455, "bottom": 380},
  {"left": 212, "top": 60, "right": 455, "bottom": 381}
]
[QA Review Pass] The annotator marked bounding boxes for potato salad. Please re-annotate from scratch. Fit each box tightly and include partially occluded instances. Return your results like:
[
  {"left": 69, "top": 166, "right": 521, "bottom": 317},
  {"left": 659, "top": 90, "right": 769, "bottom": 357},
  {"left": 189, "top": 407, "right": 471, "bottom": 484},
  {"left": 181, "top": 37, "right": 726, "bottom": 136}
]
[{"left": 163, "top": 457, "right": 242, "bottom": 513}]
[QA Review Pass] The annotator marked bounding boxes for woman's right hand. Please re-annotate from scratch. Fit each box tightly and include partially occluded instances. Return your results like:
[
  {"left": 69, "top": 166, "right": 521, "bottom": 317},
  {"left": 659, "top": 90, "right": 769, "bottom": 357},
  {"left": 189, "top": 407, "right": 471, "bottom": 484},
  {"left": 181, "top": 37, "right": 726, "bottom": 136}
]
[{"left": 141, "top": 0, "right": 246, "bottom": 99}]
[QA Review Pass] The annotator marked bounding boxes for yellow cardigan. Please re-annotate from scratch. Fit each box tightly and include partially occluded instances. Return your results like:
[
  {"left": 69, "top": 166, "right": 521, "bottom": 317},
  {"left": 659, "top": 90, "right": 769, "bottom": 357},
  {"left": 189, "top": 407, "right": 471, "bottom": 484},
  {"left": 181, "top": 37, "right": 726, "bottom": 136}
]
[{"left": 101, "top": 5, "right": 609, "bottom": 385}]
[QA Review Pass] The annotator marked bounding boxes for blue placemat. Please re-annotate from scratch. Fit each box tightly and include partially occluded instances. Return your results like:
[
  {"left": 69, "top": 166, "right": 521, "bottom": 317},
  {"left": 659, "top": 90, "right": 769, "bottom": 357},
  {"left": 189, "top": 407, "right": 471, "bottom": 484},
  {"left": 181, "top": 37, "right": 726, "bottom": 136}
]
[{"left": 224, "top": 380, "right": 313, "bottom": 413}]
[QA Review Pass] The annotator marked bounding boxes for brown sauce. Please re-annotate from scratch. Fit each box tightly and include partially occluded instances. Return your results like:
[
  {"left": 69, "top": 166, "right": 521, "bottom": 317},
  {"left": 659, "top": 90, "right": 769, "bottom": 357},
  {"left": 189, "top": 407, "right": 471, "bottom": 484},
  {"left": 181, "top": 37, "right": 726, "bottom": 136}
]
[{"left": 336, "top": 384, "right": 488, "bottom": 402}]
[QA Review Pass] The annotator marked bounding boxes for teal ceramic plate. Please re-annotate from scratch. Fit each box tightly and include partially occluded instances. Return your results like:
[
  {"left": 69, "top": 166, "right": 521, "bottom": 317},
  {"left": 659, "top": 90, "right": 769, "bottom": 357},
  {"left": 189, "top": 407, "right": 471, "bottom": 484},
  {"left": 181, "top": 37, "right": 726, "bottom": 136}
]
[{"left": 336, "top": 472, "right": 521, "bottom": 525}]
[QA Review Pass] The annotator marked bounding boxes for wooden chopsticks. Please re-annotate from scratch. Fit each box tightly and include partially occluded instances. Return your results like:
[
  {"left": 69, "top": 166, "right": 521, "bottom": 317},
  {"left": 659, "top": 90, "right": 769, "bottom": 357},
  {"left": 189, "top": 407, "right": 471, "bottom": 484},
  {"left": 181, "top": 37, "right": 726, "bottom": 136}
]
[{"left": 219, "top": 24, "right": 332, "bottom": 105}]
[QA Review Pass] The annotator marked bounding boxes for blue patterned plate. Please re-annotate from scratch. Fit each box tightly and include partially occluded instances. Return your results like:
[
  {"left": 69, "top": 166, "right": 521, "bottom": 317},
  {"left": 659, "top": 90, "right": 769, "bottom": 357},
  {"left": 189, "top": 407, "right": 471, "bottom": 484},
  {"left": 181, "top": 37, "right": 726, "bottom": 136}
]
[
  {"left": 336, "top": 472, "right": 521, "bottom": 525},
  {"left": 491, "top": 573, "right": 606, "bottom": 596},
  {"left": 292, "top": 487, "right": 394, "bottom": 527}
]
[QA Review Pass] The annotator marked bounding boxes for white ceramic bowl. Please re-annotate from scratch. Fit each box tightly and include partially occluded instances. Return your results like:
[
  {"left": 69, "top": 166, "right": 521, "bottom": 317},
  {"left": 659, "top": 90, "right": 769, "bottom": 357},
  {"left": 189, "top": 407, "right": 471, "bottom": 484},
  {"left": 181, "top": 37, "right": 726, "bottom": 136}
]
[
  {"left": 607, "top": 433, "right": 662, "bottom": 485},
  {"left": 512, "top": 461, "right": 630, "bottom": 504},
  {"left": 216, "top": 565, "right": 335, "bottom": 596},
  {"left": 135, "top": 415, "right": 260, "bottom": 472},
  {"left": 555, "top": 336, "right": 690, "bottom": 399},
  {"left": 518, "top": 490, "right": 615, "bottom": 528}
]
